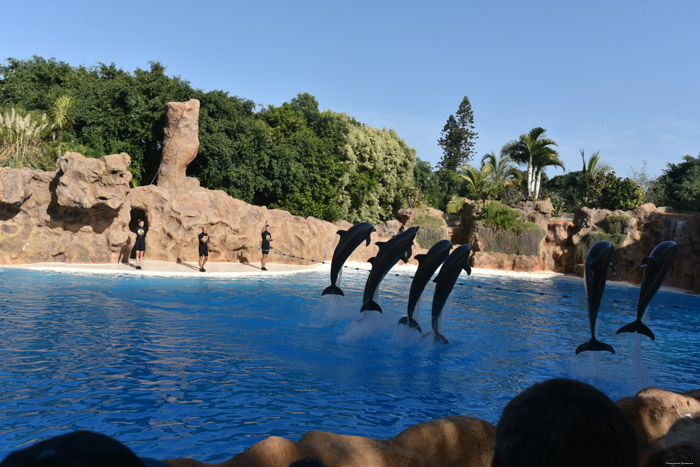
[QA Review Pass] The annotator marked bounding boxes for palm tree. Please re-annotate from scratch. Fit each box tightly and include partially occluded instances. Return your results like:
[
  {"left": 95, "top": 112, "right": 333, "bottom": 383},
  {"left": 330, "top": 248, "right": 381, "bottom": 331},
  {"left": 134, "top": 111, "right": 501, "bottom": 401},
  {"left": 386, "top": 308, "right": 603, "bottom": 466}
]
[
  {"left": 501, "top": 127, "right": 559, "bottom": 199},
  {"left": 580, "top": 149, "right": 612, "bottom": 177},
  {"left": 480, "top": 151, "right": 521, "bottom": 198},
  {"left": 50, "top": 95, "right": 77, "bottom": 156},
  {"left": 446, "top": 164, "right": 489, "bottom": 214},
  {"left": 532, "top": 151, "right": 565, "bottom": 199}
]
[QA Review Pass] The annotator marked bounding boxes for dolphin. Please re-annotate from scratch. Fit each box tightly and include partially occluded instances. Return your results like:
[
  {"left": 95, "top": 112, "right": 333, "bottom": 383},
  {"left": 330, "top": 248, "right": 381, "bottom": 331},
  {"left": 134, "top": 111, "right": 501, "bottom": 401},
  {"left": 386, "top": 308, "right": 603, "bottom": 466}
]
[
  {"left": 431, "top": 243, "right": 472, "bottom": 344},
  {"left": 322, "top": 222, "right": 376, "bottom": 296},
  {"left": 576, "top": 240, "right": 616, "bottom": 354},
  {"left": 360, "top": 227, "right": 419, "bottom": 313},
  {"left": 616, "top": 240, "right": 679, "bottom": 340},
  {"left": 399, "top": 240, "right": 452, "bottom": 332}
]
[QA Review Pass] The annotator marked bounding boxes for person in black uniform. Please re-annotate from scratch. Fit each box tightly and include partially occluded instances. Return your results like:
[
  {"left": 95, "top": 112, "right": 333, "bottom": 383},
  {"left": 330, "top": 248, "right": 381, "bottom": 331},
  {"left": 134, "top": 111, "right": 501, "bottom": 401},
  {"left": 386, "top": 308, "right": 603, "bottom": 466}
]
[
  {"left": 131, "top": 219, "right": 161, "bottom": 270},
  {"left": 198, "top": 226, "right": 209, "bottom": 272},
  {"left": 261, "top": 222, "right": 272, "bottom": 271}
]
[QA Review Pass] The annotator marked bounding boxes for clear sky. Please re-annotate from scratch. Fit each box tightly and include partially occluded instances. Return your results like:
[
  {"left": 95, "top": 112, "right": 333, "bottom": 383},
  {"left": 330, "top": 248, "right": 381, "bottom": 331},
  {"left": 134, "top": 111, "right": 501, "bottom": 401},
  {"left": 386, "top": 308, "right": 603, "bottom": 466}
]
[{"left": 2, "top": 0, "right": 699, "bottom": 178}]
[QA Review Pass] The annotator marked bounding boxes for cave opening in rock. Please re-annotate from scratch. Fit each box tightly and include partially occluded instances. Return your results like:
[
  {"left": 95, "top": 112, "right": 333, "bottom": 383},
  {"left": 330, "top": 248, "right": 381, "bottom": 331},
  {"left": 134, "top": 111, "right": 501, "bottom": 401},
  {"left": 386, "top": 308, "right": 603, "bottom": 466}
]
[{"left": 129, "top": 208, "right": 148, "bottom": 259}]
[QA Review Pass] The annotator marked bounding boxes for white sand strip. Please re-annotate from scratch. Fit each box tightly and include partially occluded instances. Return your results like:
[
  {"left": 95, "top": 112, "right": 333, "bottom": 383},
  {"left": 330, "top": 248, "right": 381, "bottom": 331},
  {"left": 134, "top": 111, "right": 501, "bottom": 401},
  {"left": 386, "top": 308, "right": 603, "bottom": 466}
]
[{"left": 1, "top": 260, "right": 693, "bottom": 295}]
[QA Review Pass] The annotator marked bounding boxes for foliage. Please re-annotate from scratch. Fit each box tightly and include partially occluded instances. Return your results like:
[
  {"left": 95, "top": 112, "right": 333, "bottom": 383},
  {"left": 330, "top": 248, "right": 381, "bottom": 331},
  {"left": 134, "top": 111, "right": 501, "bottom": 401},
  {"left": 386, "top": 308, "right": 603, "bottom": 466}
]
[
  {"left": 437, "top": 96, "right": 478, "bottom": 172},
  {"left": 545, "top": 170, "right": 644, "bottom": 212},
  {"left": 478, "top": 202, "right": 524, "bottom": 231},
  {"left": 501, "top": 127, "right": 561, "bottom": 199},
  {"left": 0, "top": 57, "right": 421, "bottom": 223},
  {"left": 587, "top": 172, "right": 644, "bottom": 210},
  {"left": 338, "top": 117, "right": 415, "bottom": 223},
  {"left": 477, "top": 224, "right": 545, "bottom": 256},
  {"left": 580, "top": 149, "right": 611, "bottom": 177},
  {"left": 647, "top": 154, "right": 700, "bottom": 212},
  {"left": 575, "top": 230, "right": 627, "bottom": 264},
  {"left": 0, "top": 108, "right": 55, "bottom": 169},
  {"left": 407, "top": 212, "right": 448, "bottom": 250},
  {"left": 414, "top": 166, "right": 460, "bottom": 211},
  {"left": 601, "top": 215, "right": 631, "bottom": 235}
]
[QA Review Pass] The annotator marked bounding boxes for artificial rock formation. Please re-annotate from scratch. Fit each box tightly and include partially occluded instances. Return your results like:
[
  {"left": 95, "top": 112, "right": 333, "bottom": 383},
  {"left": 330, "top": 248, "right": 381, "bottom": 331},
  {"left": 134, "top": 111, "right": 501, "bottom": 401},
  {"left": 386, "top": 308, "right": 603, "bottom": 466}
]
[
  {"left": 158, "top": 386, "right": 700, "bottom": 467},
  {"left": 0, "top": 99, "right": 398, "bottom": 267},
  {"left": 163, "top": 416, "right": 496, "bottom": 467},
  {"left": 157, "top": 99, "right": 201, "bottom": 191},
  {"left": 460, "top": 199, "right": 700, "bottom": 292}
]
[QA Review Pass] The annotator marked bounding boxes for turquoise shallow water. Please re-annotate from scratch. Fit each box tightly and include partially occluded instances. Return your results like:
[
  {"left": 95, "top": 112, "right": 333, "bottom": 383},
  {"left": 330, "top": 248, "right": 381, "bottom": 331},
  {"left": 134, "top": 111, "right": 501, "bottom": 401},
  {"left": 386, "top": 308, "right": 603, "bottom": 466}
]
[{"left": 0, "top": 267, "right": 698, "bottom": 462}]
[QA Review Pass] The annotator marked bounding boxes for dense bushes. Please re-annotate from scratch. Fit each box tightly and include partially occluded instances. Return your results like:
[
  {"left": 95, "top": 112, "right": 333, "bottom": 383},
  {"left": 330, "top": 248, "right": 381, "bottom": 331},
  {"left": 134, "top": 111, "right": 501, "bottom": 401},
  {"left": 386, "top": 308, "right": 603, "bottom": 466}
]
[
  {"left": 473, "top": 202, "right": 545, "bottom": 256},
  {"left": 544, "top": 170, "right": 644, "bottom": 213},
  {"left": 0, "top": 57, "right": 415, "bottom": 223},
  {"left": 647, "top": 154, "right": 700, "bottom": 212}
]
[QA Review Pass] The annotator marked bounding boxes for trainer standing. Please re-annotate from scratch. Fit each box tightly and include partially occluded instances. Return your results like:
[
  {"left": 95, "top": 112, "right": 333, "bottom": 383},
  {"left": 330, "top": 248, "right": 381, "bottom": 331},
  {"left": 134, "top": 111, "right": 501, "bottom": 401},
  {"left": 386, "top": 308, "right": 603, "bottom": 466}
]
[
  {"left": 131, "top": 219, "right": 161, "bottom": 270},
  {"left": 261, "top": 222, "right": 272, "bottom": 271},
  {"left": 198, "top": 226, "right": 209, "bottom": 272}
]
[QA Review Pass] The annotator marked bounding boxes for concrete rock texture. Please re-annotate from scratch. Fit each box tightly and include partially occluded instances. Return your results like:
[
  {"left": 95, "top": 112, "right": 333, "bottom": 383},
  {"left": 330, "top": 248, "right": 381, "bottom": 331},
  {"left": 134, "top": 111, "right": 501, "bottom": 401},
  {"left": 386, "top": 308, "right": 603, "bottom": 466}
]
[
  {"left": 158, "top": 387, "right": 700, "bottom": 467},
  {"left": 0, "top": 100, "right": 399, "bottom": 267},
  {"left": 163, "top": 416, "right": 496, "bottom": 467},
  {"left": 461, "top": 199, "right": 699, "bottom": 292}
]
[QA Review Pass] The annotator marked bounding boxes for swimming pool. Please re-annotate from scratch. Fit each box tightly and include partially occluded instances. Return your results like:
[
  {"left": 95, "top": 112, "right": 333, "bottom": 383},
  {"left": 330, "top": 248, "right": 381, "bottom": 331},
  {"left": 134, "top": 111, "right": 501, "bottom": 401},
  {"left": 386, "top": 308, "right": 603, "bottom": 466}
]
[{"left": 1, "top": 266, "right": 698, "bottom": 461}]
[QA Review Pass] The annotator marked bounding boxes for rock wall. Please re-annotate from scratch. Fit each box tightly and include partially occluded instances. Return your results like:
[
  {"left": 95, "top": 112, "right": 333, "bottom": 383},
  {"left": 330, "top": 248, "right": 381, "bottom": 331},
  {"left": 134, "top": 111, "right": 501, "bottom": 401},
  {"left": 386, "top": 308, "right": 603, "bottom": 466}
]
[
  {"left": 462, "top": 199, "right": 700, "bottom": 293},
  {"left": 0, "top": 99, "right": 405, "bottom": 267},
  {"left": 160, "top": 386, "right": 700, "bottom": 467}
]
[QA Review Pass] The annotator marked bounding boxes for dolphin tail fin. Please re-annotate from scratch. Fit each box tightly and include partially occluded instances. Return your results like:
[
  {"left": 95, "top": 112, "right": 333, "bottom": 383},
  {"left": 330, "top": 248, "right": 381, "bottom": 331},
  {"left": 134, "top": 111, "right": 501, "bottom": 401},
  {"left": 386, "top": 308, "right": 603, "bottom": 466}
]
[
  {"left": 361, "top": 300, "right": 383, "bottom": 313},
  {"left": 616, "top": 319, "right": 655, "bottom": 340},
  {"left": 322, "top": 284, "right": 344, "bottom": 296},
  {"left": 398, "top": 316, "right": 422, "bottom": 332},
  {"left": 575, "top": 338, "right": 615, "bottom": 355},
  {"left": 434, "top": 331, "right": 449, "bottom": 345}
]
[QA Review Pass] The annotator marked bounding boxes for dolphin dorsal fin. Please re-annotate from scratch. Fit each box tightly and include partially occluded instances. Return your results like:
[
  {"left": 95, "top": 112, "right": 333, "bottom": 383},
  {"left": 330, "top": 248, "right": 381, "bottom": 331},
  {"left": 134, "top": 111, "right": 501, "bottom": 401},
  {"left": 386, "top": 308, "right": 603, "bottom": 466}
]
[
  {"left": 641, "top": 256, "right": 654, "bottom": 267},
  {"left": 368, "top": 257, "right": 375, "bottom": 265},
  {"left": 414, "top": 254, "right": 427, "bottom": 264},
  {"left": 375, "top": 241, "right": 387, "bottom": 250},
  {"left": 337, "top": 229, "right": 347, "bottom": 238}
]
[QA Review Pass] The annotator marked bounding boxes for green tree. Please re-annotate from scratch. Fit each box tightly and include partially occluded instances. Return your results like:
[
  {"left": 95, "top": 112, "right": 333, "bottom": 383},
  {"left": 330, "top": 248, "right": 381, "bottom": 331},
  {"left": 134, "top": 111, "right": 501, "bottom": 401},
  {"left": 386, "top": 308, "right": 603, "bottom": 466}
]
[
  {"left": 580, "top": 149, "right": 612, "bottom": 177},
  {"left": 339, "top": 117, "right": 415, "bottom": 223},
  {"left": 480, "top": 151, "right": 522, "bottom": 199},
  {"left": 649, "top": 154, "right": 700, "bottom": 211},
  {"left": 437, "top": 96, "right": 478, "bottom": 172},
  {"left": 532, "top": 150, "right": 565, "bottom": 199},
  {"left": 501, "top": 127, "right": 559, "bottom": 199}
]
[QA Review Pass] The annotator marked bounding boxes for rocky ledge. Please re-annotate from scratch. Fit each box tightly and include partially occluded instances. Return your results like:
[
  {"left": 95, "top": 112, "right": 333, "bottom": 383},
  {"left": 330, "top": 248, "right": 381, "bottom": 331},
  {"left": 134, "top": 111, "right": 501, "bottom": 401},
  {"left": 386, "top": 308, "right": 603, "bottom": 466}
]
[{"left": 160, "top": 386, "right": 699, "bottom": 467}]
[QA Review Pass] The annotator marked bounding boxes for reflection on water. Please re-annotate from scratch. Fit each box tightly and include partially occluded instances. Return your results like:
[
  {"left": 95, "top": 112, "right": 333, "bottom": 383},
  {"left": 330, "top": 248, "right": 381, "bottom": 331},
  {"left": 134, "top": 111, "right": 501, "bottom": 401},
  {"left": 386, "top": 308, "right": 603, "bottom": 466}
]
[{"left": 0, "top": 268, "right": 698, "bottom": 461}]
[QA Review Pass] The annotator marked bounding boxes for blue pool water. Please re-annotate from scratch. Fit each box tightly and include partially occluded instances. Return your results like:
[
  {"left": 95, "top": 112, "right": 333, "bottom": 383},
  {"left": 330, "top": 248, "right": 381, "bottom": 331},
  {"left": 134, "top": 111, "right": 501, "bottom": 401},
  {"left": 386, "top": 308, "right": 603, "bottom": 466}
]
[{"left": 1, "top": 266, "right": 699, "bottom": 462}]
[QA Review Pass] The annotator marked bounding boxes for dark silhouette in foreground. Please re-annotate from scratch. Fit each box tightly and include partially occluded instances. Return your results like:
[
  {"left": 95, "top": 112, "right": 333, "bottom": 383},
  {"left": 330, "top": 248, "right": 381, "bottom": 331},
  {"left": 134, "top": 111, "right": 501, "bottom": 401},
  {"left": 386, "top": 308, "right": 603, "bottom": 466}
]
[
  {"left": 0, "top": 430, "right": 169, "bottom": 467},
  {"left": 492, "top": 378, "right": 638, "bottom": 467}
]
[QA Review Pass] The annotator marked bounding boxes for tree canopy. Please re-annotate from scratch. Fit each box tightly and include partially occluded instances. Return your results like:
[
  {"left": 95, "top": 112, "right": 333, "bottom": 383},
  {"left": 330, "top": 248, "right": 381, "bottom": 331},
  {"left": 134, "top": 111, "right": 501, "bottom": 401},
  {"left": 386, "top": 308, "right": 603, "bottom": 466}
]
[{"left": 0, "top": 56, "right": 417, "bottom": 223}]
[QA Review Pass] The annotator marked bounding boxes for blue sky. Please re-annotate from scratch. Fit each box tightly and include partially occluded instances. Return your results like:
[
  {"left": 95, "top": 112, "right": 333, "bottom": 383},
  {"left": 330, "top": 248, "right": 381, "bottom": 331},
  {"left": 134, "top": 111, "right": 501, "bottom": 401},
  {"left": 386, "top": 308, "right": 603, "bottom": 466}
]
[{"left": 2, "top": 0, "right": 699, "bottom": 178}]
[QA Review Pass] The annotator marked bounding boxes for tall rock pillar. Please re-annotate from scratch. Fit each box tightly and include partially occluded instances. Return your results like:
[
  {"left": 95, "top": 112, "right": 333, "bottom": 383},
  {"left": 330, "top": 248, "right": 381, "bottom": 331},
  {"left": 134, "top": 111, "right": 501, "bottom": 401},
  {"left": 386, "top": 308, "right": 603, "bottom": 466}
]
[{"left": 157, "top": 98, "right": 200, "bottom": 190}]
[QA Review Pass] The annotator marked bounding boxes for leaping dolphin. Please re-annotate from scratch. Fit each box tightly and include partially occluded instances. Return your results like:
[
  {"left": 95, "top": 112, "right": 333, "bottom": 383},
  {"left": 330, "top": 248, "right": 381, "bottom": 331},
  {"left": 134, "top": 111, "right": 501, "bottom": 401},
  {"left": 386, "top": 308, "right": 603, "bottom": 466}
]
[
  {"left": 399, "top": 240, "right": 452, "bottom": 332},
  {"left": 360, "top": 227, "right": 419, "bottom": 313},
  {"left": 322, "top": 222, "right": 376, "bottom": 296},
  {"left": 617, "top": 240, "right": 679, "bottom": 340},
  {"left": 431, "top": 243, "right": 472, "bottom": 344},
  {"left": 576, "top": 240, "right": 616, "bottom": 354}
]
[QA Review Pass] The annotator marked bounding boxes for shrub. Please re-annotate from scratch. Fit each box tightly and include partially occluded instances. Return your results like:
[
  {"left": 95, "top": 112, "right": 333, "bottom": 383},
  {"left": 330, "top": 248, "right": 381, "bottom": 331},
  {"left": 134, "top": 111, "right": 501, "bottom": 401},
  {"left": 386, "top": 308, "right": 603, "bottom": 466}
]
[
  {"left": 479, "top": 202, "right": 523, "bottom": 231},
  {"left": 407, "top": 211, "right": 448, "bottom": 249},
  {"left": 601, "top": 215, "right": 631, "bottom": 234},
  {"left": 478, "top": 222, "right": 546, "bottom": 256}
]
